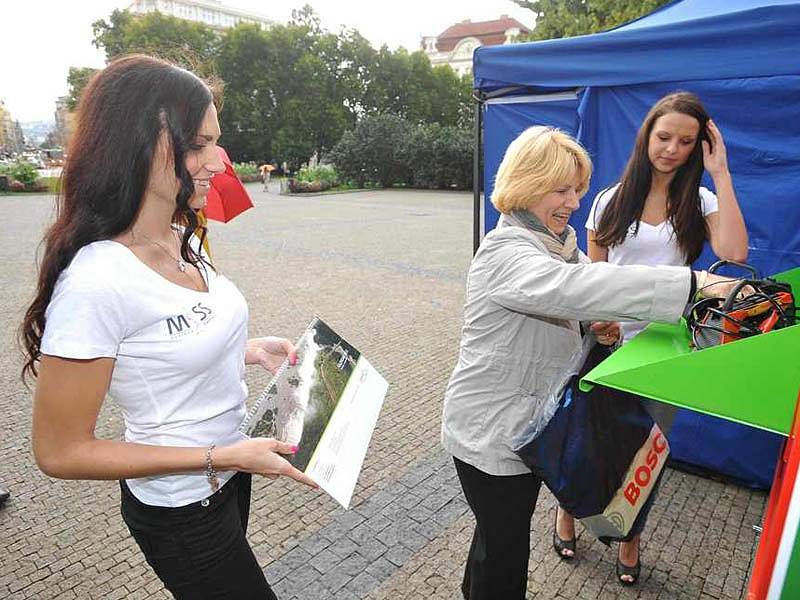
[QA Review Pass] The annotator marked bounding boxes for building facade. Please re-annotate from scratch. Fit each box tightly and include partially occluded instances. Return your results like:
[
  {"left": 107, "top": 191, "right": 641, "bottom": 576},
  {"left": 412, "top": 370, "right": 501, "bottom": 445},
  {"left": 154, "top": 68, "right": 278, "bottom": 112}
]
[
  {"left": 127, "top": 0, "right": 273, "bottom": 30},
  {"left": 0, "top": 101, "right": 25, "bottom": 156},
  {"left": 53, "top": 97, "right": 74, "bottom": 151},
  {"left": 422, "top": 15, "right": 530, "bottom": 77}
]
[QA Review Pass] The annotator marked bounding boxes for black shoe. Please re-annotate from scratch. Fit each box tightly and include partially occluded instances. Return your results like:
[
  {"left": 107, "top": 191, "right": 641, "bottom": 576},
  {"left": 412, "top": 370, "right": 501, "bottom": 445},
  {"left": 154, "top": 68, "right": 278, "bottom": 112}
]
[
  {"left": 0, "top": 484, "right": 9, "bottom": 507},
  {"left": 616, "top": 554, "right": 641, "bottom": 586},
  {"left": 552, "top": 507, "right": 576, "bottom": 560}
]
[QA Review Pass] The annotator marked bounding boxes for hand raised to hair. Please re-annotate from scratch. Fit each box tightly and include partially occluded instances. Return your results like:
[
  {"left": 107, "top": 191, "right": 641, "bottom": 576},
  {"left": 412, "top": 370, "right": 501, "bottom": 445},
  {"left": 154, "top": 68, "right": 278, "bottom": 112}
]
[
  {"left": 245, "top": 337, "right": 297, "bottom": 374},
  {"left": 702, "top": 119, "right": 730, "bottom": 179}
]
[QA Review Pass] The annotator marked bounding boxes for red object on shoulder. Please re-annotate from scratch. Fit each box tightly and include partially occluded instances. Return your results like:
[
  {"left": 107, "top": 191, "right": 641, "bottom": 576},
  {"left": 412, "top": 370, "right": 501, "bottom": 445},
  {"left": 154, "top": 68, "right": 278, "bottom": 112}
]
[{"left": 204, "top": 146, "right": 253, "bottom": 223}]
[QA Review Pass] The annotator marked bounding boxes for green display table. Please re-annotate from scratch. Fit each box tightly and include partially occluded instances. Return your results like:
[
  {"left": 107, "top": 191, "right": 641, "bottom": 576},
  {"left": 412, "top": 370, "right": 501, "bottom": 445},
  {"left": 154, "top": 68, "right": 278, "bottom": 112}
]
[{"left": 580, "top": 267, "right": 800, "bottom": 436}]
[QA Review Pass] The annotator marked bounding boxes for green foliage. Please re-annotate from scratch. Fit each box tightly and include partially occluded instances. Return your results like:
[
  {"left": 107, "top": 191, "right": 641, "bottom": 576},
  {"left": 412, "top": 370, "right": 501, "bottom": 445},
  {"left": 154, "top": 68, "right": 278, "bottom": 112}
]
[
  {"left": 233, "top": 162, "right": 259, "bottom": 177},
  {"left": 66, "top": 67, "right": 98, "bottom": 111},
  {"left": 513, "top": 0, "right": 671, "bottom": 40},
  {"left": 331, "top": 115, "right": 472, "bottom": 190},
  {"left": 329, "top": 114, "right": 412, "bottom": 188},
  {"left": 0, "top": 161, "right": 39, "bottom": 188},
  {"left": 400, "top": 124, "right": 473, "bottom": 190},
  {"left": 78, "top": 5, "right": 472, "bottom": 169},
  {"left": 296, "top": 165, "right": 338, "bottom": 187},
  {"left": 92, "top": 9, "right": 218, "bottom": 72},
  {"left": 365, "top": 48, "right": 472, "bottom": 128},
  {"left": 42, "top": 176, "right": 62, "bottom": 194},
  {"left": 214, "top": 23, "right": 281, "bottom": 162}
]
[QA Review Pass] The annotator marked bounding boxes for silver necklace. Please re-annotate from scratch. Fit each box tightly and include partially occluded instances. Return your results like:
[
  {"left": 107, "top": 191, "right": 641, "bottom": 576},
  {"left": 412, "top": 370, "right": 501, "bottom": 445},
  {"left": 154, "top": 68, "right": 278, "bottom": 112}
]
[{"left": 136, "top": 229, "right": 188, "bottom": 273}]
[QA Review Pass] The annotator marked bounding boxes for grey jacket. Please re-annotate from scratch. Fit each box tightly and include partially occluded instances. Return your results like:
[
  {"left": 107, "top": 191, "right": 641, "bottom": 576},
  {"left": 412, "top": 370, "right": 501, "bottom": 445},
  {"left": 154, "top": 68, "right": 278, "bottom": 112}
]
[{"left": 441, "top": 213, "right": 691, "bottom": 476}]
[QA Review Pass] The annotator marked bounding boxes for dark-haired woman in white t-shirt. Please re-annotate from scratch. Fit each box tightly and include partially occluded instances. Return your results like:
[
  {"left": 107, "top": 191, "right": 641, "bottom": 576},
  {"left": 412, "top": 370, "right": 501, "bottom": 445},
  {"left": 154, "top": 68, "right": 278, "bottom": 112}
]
[
  {"left": 21, "top": 55, "right": 317, "bottom": 599},
  {"left": 554, "top": 92, "right": 748, "bottom": 586}
]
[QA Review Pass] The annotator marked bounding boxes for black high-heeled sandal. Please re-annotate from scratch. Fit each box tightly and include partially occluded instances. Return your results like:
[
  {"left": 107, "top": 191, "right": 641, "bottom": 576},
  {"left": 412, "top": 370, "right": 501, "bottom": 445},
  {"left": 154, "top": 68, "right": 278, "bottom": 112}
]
[
  {"left": 552, "top": 507, "right": 576, "bottom": 560},
  {"left": 616, "top": 555, "right": 641, "bottom": 586}
]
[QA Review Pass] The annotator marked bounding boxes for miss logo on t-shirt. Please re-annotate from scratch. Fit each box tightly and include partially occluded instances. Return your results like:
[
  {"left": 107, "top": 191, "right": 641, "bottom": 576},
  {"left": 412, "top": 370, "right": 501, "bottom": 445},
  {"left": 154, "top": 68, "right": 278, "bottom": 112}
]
[{"left": 164, "top": 301, "right": 215, "bottom": 338}]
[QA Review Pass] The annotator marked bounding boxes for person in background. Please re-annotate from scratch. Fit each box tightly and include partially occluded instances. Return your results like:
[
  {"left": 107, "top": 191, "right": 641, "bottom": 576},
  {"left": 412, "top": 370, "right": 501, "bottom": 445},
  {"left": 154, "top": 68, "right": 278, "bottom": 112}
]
[
  {"left": 259, "top": 163, "right": 273, "bottom": 191},
  {"left": 21, "top": 55, "right": 316, "bottom": 600},
  {"left": 551, "top": 91, "right": 749, "bottom": 584},
  {"left": 441, "top": 125, "right": 742, "bottom": 600}
]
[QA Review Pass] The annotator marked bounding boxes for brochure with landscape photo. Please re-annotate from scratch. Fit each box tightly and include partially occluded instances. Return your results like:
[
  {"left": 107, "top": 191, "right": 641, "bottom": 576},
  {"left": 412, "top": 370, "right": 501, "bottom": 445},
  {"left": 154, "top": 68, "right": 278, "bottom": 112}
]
[{"left": 239, "top": 317, "right": 388, "bottom": 508}]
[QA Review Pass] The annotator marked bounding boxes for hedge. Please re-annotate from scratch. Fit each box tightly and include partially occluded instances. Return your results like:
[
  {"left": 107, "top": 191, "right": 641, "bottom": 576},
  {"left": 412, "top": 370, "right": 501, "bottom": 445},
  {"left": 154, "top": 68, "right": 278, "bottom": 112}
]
[{"left": 330, "top": 114, "right": 472, "bottom": 190}]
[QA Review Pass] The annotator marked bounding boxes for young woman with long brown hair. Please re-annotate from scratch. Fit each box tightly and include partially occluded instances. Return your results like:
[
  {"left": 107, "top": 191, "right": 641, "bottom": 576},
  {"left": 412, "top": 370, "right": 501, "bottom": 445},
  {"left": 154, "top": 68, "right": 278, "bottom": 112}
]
[
  {"left": 552, "top": 92, "right": 749, "bottom": 585},
  {"left": 21, "top": 55, "right": 316, "bottom": 599}
]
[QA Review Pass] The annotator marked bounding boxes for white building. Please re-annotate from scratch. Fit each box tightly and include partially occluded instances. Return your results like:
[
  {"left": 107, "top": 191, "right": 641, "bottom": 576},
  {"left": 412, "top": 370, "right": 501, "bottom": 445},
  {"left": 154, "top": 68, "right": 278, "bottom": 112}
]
[
  {"left": 422, "top": 15, "right": 530, "bottom": 77},
  {"left": 127, "top": 0, "right": 273, "bottom": 30}
]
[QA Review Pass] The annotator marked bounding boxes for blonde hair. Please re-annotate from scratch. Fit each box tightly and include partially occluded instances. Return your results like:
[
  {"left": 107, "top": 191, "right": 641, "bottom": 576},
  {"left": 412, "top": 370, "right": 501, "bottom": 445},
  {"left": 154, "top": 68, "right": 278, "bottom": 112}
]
[{"left": 491, "top": 126, "right": 592, "bottom": 214}]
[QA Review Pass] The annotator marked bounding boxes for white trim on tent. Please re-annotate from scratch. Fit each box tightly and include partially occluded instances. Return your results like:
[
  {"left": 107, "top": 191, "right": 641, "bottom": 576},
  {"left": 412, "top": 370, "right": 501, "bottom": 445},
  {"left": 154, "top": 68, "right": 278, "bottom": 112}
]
[{"left": 485, "top": 90, "right": 580, "bottom": 105}]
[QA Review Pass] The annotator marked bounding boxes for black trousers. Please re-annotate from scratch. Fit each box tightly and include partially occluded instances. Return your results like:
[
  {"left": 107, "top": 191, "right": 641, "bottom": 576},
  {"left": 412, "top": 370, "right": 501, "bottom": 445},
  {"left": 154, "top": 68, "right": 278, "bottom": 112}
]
[
  {"left": 120, "top": 472, "right": 277, "bottom": 600},
  {"left": 454, "top": 457, "right": 542, "bottom": 600}
]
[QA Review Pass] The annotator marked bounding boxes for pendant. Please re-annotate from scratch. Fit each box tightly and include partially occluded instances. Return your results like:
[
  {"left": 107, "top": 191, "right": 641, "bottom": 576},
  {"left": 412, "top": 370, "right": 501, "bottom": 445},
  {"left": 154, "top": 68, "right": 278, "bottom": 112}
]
[{"left": 177, "top": 260, "right": 187, "bottom": 272}]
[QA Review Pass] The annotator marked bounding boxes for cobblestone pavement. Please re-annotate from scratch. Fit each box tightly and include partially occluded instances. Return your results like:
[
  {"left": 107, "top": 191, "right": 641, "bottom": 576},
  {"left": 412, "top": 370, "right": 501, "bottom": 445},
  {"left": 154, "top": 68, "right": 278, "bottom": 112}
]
[{"left": 1, "top": 186, "right": 766, "bottom": 599}]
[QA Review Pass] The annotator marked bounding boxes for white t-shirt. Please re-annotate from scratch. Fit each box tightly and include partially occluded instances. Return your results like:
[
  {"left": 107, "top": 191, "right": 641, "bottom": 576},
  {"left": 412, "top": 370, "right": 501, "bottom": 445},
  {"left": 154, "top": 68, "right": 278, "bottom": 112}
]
[
  {"left": 41, "top": 239, "right": 249, "bottom": 507},
  {"left": 585, "top": 183, "right": 719, "bottom": 341}
]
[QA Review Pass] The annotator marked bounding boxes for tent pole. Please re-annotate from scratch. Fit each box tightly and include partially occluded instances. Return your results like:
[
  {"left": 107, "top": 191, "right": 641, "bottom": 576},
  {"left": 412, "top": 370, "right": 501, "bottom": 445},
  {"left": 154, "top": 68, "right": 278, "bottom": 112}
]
[{"left": 472, "top": 91, "right": 484, "bottom": 255}]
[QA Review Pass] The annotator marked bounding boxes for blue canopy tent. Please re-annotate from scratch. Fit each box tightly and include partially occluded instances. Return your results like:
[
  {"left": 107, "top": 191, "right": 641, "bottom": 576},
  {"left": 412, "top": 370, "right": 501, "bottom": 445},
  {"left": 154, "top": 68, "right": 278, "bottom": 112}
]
[{"left": 473, "top": 0, "right": 800, "bottom": 488}]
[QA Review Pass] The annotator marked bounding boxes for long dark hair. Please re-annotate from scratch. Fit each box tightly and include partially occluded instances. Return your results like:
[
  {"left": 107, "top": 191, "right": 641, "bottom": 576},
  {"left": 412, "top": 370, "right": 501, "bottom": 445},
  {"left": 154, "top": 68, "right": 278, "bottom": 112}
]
[
  {"left": 20, "top": 54, "right": 220, "bottom": 380},
  {"left": 594, "top": 91, "right": 711, "bottom": 263}
]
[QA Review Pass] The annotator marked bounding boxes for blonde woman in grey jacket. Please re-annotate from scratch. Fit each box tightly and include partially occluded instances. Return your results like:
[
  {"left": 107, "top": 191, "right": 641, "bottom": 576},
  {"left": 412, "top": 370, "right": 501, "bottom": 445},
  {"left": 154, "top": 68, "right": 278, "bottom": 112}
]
[{"left": 441, "top": 126, "right": 739, "bottom": 600}]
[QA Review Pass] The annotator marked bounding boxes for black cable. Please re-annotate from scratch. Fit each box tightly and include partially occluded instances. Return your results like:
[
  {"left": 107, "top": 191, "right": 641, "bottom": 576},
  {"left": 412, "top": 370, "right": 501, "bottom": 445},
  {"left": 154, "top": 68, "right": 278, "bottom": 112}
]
[{"left": 686, "top": 275, "right": 795, "bottom": 349}]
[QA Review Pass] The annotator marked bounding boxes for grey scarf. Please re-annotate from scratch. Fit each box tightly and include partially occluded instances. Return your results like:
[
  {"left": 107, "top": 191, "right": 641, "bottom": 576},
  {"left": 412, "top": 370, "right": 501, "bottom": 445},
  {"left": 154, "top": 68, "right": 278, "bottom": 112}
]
[{"left": 509, "top": 210, "right": 580, "bottom": 264}]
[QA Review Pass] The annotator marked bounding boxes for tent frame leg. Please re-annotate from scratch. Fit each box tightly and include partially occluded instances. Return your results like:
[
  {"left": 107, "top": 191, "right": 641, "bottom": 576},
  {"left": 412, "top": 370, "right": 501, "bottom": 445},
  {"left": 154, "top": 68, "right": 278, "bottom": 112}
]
[{"left": 472, "top": 91, "right": 485, "bottom": 255}]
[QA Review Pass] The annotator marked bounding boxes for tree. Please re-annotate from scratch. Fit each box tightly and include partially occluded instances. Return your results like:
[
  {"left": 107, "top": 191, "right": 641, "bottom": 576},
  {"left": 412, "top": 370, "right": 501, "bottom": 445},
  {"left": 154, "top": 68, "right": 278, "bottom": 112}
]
[
  {"left": 66, "top": 67, "right": 98, "bottom": 111},
  {"left": 92, "top": 9, "right": 218, "bottom": 73},
  {"left": 330, "top": 117, "right": 472, "bottom": 190},
  {"left": 365, "top": 48, "right": 470, "bottom": 127},
  {"left": 329, "top": 114, "right": 412, "bottom": 187},
  {"left": 214, "top": 23, "right": 278, "bottom": 162},
  {"left": 331, "top": 29, "right": 379, "bottom": 116},
  {"left": 400, "top": 123, "right": 472, "bottom": 190},
  {"left": 272, "top": 54, "right": 350, "bottom": 170},
  {"left": 214, "top": 16, "right": 352, "bottom": 165},
  {"left": 77, "top": 4, "right": 473, "bottom": 170},
  {"left": 428, "top": 67, "right": 473, "bottom": 129},
  {"left": 513, "top": 0, "right": 671, "bottom": 40}
]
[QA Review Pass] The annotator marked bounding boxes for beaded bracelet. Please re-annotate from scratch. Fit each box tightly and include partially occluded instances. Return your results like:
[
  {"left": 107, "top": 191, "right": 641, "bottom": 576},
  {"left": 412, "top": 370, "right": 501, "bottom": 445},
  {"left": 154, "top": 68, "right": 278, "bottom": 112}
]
[{"left": 205, "top": 444, "right": 220, "bottom": 493}]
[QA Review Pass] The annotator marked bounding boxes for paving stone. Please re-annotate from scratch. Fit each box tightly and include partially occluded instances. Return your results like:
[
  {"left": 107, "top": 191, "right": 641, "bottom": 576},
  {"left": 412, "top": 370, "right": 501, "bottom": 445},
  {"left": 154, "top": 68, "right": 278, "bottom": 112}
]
[
  {"left": 307, "top": 548, "right": 340, "bottom": 574},
  {"left": 365, "top": 556, "right": 397, "bottom": 581},
  {"left": 385, "top": 544, "right": 414, "bottom": 567},
  {"left": 346, "top": 571, "right": 381, "bottom": 597},
  {"left": 355, "top": 537, "right": 389, "bottom": 562},
  {"left": 319, "top": 567, "right": 352, "bottom": 593},
  {"left": 292, "top": 579, "right": 333, "bottom": 600},
  {"left": 285, "top": 566, "right": 318, "bottom": 590},
  {"left": 337, "top": 553, "right": 371, "bottom": 578},
  {"left": 397, "top": 525, "right": 429, "bottom": 551},
  {"left": 271, "top": 578, "right": 293, "bottom": 599},
  {"left": 328, "top": 538, "right": 360, "bottom": 559},
  {"left": 333, "top": 588, "right": 360, "bottom": 600},
  {"left": 300, "top": 536, "right": 330, "bottom": 556}
]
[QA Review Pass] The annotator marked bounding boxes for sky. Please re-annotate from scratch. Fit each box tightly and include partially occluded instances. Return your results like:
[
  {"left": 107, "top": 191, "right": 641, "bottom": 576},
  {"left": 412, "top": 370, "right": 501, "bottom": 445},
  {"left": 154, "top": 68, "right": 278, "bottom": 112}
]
[{"left": 0, "top": 0, "right": 534, "bottom": 124}]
